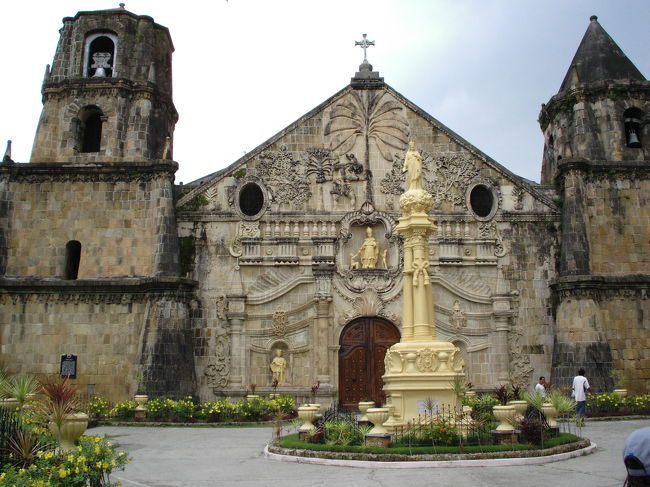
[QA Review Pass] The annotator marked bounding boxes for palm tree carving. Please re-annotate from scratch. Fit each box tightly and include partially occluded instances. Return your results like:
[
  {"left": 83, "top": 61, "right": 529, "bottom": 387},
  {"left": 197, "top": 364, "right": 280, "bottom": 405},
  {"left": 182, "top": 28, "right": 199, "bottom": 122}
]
[{"left": 325, "top": 90, "right": 410, "bottom": 203}]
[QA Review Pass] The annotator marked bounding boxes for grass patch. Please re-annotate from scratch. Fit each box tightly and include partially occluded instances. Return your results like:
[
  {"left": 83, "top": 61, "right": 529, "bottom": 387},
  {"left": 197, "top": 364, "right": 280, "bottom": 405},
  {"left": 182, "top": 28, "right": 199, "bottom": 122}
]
[
  {"left": 278, "top": 433, "right": 581, "bottom": 455},
  {"left": 96, "top": 421, "right": 276, "bottom": 428}
]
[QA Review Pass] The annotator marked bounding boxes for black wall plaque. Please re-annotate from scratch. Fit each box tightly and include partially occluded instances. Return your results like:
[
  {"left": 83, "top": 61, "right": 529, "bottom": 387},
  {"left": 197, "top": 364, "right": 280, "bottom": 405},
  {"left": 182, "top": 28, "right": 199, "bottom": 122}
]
[{"left": 60, "top": 353, "right": 77, "bottom": 379}]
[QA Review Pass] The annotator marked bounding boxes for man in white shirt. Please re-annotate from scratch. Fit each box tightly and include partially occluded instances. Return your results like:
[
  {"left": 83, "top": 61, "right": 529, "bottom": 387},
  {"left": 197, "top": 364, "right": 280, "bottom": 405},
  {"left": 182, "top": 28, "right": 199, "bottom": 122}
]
[
  {"left": 535, "top": 376, "right": 547, "bottom": 397},
  {"left": 572, "top": 368, "right": 590, "bottom": 426}
]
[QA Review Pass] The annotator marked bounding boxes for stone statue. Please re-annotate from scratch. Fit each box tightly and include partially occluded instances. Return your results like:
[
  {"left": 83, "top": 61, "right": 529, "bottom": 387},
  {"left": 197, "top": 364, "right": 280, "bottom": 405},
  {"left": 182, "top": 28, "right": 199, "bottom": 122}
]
[
  {"left": 450, "top": 300, "right": 467, "bottom": 328},
  {"left": 91, "top": 52, "right": 112, "bottom": 77},
  {"left": 381, "top": 249, "right": 388, "bottom": 269},
  {"left": 402, "top": 140, "right": 423, "bottom": 191},
  {"left": 350, "top": 252, "right": 360, "bottom": 269},
  {"left": 270, "top": 349, "right": 287, "bottom": 384},
  {"left": 351, "top": 226, "right": 379, "bottom": 269}
]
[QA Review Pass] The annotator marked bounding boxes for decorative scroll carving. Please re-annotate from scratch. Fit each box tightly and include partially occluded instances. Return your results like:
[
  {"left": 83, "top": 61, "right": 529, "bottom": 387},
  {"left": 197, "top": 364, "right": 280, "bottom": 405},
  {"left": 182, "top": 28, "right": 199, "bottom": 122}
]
[
  {"left": 205, "top": 335, "right": 231, "bottom": 388},
  {"left": 304, "top": 148, "right": 337, "bottom": 183},
  {"left": 272, "top": 306, "right": 288, "bottom": 337},
  {"left": 256, "top": 146, "right": 311, "bottom": 206},
  {"left": 339, "top": 288, "right": 399, "bottom": 325},
  {"left": 450, "top": 349, "right": 465, "bottom": 372},
  {"left": 381, "top": 151, "right": 479, "bottom": 209},
  {"left": 477, "top": 221, "right": 506, "bottom": 257},
  {"left": 215, "top": 295, "right": 228, "bottom": 321},
  {"left": 240, "top": 221, "right": 261, "bottom": 238},
  {"left": 325, "top": 91, "right": 410, "bottom": 161}
]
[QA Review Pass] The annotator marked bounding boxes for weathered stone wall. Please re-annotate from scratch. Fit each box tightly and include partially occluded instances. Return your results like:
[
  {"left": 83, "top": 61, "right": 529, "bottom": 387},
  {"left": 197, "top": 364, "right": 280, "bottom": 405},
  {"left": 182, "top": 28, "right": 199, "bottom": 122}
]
[
  {"left": 1, "top": 164, "right": 180, "bottom": 278},
  {"left": 0, "top": 281, "right": 196, "bottom": 400}
]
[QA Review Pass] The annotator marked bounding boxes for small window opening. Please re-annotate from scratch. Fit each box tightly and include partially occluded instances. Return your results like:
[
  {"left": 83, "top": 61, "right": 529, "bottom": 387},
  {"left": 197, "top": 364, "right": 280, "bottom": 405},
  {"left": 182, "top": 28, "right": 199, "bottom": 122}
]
[
  {"left": 65, "top": 241, "right": 82, "bottom": 280},
  {"left": 470, "top": 185, "right": 494, "bottom": 218},
  {"left": 87, "top": 36, "right": 115, "bottom": 77},
  {"left": 78, "top": 106, "right": 103, "bottom": 153},
  {"left": 624, "top": 107, "right": 644, "bottom": 149},
  {"left": 239, "top": 183, "right": 264, "bottom": 216}
]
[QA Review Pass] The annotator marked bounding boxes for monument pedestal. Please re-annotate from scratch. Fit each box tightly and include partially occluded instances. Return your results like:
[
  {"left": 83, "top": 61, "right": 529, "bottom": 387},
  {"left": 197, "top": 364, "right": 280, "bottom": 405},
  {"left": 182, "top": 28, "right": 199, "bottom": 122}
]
[{"left": 380, "top": 144, "right": 465, "bottom": 426}]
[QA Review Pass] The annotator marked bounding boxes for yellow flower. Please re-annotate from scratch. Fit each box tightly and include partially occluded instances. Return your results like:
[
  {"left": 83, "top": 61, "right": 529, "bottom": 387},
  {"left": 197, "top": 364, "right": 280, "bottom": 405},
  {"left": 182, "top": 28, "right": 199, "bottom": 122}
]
[
  {"left": 94, "top": 446, "right": 101, "bottom": 454},
  {"left": 59, "top": 468, "right": 68, "bottom": 479}
]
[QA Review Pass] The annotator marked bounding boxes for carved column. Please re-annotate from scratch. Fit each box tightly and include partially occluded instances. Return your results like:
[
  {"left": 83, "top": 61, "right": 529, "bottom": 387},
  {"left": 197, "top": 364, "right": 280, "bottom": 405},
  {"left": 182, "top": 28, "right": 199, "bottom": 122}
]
[
  {"left": 313, "top": 265, "right": 334, "bottom": 386},
  {"left": 226, "top": 294, "right": 247, "bottom": 387},
  {"left": 402, "top": 235, "right": 414, "bottom": 341},
  {"left": 493, "top": 310, "right": 510, "bottom": 383}
]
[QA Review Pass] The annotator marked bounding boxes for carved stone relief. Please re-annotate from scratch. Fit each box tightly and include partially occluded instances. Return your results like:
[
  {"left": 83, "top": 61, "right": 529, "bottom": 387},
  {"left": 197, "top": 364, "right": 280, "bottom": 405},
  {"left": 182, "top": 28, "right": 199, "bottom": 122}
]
[
  {"left": 511, "top": 186, "right": 525, "bottom": 211},
  {"left": 325, "top": 90, "right": 410, "bottom": 161},
  {"left": 477, "top": 221, "right": 507, "bottom": 257},
  {"left": 337, "top": 288, "right": 399, "bottom": 326},
  {"left": 256, "top": 146, "right": 311, "bottom": 207},
  {"left": 380, "top": 151, "right": 480, "bottom": 209},
  {"left": 204, "top": 335, "right": 231, "bottom": 387},
  {"left": 449, "top": 300, "right": 467, "bottom": 328},
  {"left": 335, "top": 204, "right": 402, "bottom": 294},
  {"left": 272, "top": 306, "right": 288, "bottom": 337}
]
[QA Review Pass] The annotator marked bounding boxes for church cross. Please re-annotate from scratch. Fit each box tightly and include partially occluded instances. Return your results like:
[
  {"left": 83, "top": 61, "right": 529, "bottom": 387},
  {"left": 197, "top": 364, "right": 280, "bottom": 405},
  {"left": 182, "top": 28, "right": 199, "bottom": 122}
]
[{"left": 355, "top": 33, "right": 375, "bottom": 62}]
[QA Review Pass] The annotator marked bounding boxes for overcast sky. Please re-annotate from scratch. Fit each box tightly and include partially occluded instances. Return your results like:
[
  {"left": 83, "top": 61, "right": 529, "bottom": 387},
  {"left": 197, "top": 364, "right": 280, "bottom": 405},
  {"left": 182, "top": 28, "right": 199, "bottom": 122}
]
[{"left": 1, "top": 1, "right": 648, "bottom": 184}]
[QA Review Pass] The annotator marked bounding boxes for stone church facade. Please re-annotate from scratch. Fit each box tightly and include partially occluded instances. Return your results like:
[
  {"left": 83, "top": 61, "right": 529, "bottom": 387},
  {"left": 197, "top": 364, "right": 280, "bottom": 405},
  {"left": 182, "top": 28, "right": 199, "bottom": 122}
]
[{"left": 0, "top": 9, "right": 647, "bottom": 404}]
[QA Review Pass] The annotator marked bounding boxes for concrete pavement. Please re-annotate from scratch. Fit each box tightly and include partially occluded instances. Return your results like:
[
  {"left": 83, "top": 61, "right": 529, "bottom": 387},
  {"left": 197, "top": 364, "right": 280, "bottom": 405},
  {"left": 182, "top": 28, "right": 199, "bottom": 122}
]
[{"left": 92, "top": 419, "right": 647, "bottom": 487}]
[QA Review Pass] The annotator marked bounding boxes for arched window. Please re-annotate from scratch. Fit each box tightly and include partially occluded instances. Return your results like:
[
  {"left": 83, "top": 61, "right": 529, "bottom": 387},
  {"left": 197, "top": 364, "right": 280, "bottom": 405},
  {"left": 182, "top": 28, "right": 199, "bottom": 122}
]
[
  {"left": 64, "top": 241, "right": 82, "bottom": 280},
  {"left": 78, "top": 106, "right": 104, "bottom": 153},
  {"left": 84, "top": 32, "right": 118, "bottom": 78},
  {"left": 624, "top": 107, "right": 645, "bottom": 149}
]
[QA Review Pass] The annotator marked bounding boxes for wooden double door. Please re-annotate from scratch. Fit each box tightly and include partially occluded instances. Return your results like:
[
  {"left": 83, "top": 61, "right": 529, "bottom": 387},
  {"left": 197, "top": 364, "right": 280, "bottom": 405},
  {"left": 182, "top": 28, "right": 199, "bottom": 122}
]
[{"left": 338, "top": 317, "right": 400, "bottom": 409}]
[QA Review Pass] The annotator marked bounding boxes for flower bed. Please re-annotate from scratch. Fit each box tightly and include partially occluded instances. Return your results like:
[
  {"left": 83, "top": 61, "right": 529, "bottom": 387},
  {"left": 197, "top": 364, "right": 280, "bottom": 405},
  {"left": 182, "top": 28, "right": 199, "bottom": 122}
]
[
  {"left": 102, "top": 395, "right": 296, "bottom": 423},
  {"left": 586, "top": 393, "right": 650, "bottom": 417}
]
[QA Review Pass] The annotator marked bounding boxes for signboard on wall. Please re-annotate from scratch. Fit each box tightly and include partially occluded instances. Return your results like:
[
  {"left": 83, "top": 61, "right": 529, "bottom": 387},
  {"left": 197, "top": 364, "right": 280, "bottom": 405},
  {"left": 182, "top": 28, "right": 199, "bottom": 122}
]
[{"left": 60, "top": 354, "right": 77, "bottom": 379}]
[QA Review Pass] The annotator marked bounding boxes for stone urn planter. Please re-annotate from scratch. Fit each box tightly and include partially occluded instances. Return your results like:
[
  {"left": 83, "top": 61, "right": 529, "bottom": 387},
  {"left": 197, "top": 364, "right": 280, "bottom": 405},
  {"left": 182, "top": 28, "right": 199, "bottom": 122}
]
[
  {"left": 246, "top": 395, "right": 260, "bottom": 400},
  {"left": 0, "top": 398, "right": 20, "bottom": 411},
  {"left": 366, "top": 407, "right": 390, "bottom": 435},
  {"left": 297, "top": 405, "right": 319, "bottom": 432},
  {"left": 48, "top": 413, "right": 89, "bottom": 453},
  {"left": 358, "top": 401, "right": 375, "bottom": 422},
  {"left": 464, "top": 390, "right": 477, "bottom": 399},
  {"left": 134, "top": 394, "right": 148, "bottom": 408},
  {"left": 613, "top": 389, "right": 628, "bottom": 398},
  {"left": 541, "top": 403, "right": 558, "bottom": 427},
  {"left": 492, "top": 405, "right": 516, "bottom": 431},
  {"left": 508, "top": 400, "right": 528, "bottom": 422}
]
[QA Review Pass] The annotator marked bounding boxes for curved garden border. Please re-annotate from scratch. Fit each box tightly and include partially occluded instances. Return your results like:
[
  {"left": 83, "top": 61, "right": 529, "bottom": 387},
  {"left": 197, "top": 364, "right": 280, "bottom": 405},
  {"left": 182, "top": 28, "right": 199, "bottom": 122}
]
[{"left": 264, "top": 439, "right": 595, "bottom": 468}]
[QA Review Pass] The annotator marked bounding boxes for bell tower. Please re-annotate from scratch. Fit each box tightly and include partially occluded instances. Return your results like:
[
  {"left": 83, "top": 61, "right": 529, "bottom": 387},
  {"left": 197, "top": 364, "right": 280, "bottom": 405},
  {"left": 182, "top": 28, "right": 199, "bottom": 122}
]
[
  {"left": 541, "top": 16, "right": 650, "bottom": 393},
  {"left": 30, "top": 6, "right": 178, "bottom": 163}
]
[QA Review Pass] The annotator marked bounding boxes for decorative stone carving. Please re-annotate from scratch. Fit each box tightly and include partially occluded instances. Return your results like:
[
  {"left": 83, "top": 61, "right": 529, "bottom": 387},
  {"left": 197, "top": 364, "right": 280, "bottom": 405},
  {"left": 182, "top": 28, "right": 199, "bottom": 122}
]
[
  {"left": 339, "top": 288, "right": 399, "bottom": 325},
  {"left": 240, "top": 221, "right": 261, "bottom": 238},
  {"left": 511, "top": 186, "right": 525, "bottom": 211},
  {"left": 335, "top": 206, "right": 402, "bottom": 294},
  {"left": 399, "top": 189, "right": 433, "bottom": 217},
  {"left": 416, "top": 349, "right": 437, "bottom": 372},
  {"left": 325, "top": 91, "right": 410, "bottom": 161},
  {"left": 350, "top": 227, "right": 381, "bottom": 269},
  {"left": 256, "top": 146, "right": 310, "bottom": 207},
  {"left": 304, "top": 148, "right": 337, "bottom": 183},
  {"left": 272, "top": 306, "right": 288, "bottom": 337},
  {"left": 450, "top": 300, "right": 467, "bottom": 328},
  {"left": 205, "top": 335, "right": 231, "bottom": 388},
  {"left": 477, "top": 221, "right": 507, "bottom": 257},
  {"left": 402, "top": 141, "right": 423, "bottom": 191},
  {"left": 215, "top": 295, "right": 228, "bottom": 321}
]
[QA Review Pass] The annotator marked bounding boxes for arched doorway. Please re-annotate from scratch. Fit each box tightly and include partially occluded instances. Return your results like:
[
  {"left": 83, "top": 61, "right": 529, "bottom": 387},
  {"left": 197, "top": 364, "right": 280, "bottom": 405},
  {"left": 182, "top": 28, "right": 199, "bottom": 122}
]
[{"left": 338, "top": 317, "right": 400, "bottom": 409}]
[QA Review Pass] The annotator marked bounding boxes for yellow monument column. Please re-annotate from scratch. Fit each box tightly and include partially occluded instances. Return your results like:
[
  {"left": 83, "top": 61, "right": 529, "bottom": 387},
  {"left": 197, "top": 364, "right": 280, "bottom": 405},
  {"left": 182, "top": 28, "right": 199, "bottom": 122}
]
[{"left": 382, "top": 141, "right": 465, "bottom": 426}]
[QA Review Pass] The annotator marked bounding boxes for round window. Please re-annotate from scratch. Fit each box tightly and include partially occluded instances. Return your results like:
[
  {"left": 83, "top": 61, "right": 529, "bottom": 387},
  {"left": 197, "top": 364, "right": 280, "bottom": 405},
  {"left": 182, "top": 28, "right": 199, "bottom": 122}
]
[
  {"left": 239, "top": 183, "right": 264, "bottom": 217},
  {"left": 469, "top": 185, "right": 494, "bottom": 218}
]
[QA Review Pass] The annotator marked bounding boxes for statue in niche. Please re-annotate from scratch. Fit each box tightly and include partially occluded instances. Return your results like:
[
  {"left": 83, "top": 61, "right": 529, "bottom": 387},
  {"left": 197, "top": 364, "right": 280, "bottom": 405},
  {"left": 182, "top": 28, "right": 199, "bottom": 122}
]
[
  {"left": 270, "top": 349, "right": 288, "bottom": 385},
  {"left": 381, "top": 249, "right": 388, "bottom": 269},
  {"left": 402, "top": 140, "right": 423, "bottom": 191},
  {"left": 350, "top": 227, "right": 380, "bottom": 269},
  {"left": 450, "top": 300, "right": 467, "bottom": 328},
  {"left": 350, "top": 253, "right": 361, "bottom": 269}
]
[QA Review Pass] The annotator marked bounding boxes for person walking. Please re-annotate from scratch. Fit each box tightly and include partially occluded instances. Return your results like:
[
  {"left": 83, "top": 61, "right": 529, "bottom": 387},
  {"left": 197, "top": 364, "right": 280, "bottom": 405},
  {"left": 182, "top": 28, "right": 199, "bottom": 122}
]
[
  {"left": 535, "top": 376, "right": 547, "bottom": 397},
  {"left": 572, "top": 368, "right": 590, "bottom": 426}
]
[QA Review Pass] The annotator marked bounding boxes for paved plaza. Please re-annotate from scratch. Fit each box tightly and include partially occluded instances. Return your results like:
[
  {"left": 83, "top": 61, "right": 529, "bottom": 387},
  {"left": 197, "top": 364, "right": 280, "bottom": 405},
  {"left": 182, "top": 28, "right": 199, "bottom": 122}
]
[{"left": 93, "top": 419, "right": 646, "bottom": 487}]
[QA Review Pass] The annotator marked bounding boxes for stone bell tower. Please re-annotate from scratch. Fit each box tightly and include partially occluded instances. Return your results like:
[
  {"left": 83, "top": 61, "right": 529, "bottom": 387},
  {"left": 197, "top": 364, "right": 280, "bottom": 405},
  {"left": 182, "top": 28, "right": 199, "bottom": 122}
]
[
  {"left": 539, "top": 16, "right": 650, "bottom": 392},
  {"left": 30, "top": 6, "right": 178, "bottom": 163}
]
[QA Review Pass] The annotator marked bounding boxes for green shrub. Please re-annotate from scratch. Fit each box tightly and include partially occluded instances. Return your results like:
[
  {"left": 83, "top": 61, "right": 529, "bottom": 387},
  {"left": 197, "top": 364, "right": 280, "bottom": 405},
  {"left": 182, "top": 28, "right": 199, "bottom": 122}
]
[
  {"left": 270, "top": 395, "right": 296, "bottom": 416},
  {"left": 624, "top": 394, "right": 650, "bottom": 414},
  {"left": 109, "top": 400, "right": 137, "bottom": 420},
  {"left": 234, "top": 397, "right": 274, "bottom": 421},
  {"left": 463, "top": 393, "right": 498, "bottom": 423},
  {"left": 0, "top": 435, "right": 129, "bottom": 486},
  {"left": 86, "top": 395, "right": 110, "bottom": 420},
  {"left": 173, "top": 396, "right": 198, "bottom": 422},
  {"left": 143, "top": 398, "right": 175, "bottom": 420},
  {"left": 201, "top": 399, "right": 237, "bottom": 422}
]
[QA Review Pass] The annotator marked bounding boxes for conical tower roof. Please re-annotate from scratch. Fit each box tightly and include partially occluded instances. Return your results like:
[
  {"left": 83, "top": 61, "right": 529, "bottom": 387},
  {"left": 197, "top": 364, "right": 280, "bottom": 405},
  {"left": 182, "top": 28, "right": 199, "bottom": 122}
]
[{"left": 559, "top": 15, "right": 646, "bottom": 92}]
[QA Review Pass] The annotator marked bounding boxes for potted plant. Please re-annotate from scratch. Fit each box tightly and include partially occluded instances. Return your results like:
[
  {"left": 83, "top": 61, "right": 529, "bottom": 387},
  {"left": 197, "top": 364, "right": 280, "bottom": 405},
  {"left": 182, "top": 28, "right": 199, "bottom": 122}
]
[
  {"left": 2, "top": 374, "right": 39, "bottom": 409},
  {"left": 358, "top": 399, "right": 375, "bottom": 422},
  {"left": 611, "top": 369, "right": 628, "bottom": 398},
  {"left": 134, "top": 371, "right": 148, "bottom": 407},
  {"left": 507, "top": 384, "right": 528, "bottom": 422},
  {"left": 492, "top": 385, "right": 516, "bottom": 431},
  {"left": 246, "top": 383, "right": 260, "bottom": 400},
  {"left": 36, "top": 376, "right": 87, "bottom": 453}
]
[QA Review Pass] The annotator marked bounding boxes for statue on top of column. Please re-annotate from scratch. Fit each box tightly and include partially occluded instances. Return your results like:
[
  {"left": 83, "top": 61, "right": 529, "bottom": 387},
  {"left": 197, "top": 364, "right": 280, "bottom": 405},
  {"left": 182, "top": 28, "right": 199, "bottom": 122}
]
[{"left": 402, "top": 140, "right": 423, "bottom": 191}]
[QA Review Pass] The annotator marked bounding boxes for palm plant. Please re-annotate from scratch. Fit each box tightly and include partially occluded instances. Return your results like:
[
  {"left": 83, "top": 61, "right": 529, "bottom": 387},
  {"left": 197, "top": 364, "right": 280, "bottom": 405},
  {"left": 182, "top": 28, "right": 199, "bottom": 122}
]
[
  {"left": 35, "top": 376, "right": 81, "bottom": 429},
  {"left": 546, "top": 389, "right": 576, "bottom": 416},
  {"left": 522, "top": 390, "right": 546, "bottom": 412},
  {"left": 2, "top": 375, "right": 39, "bottom": 406}
]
